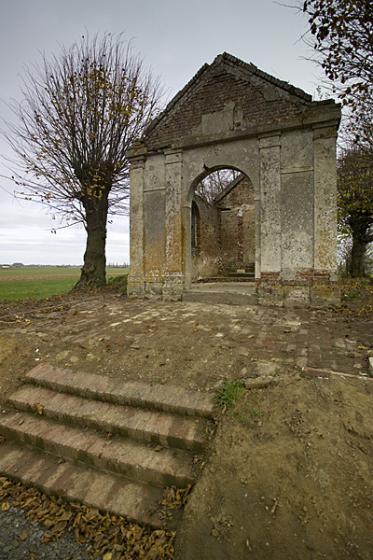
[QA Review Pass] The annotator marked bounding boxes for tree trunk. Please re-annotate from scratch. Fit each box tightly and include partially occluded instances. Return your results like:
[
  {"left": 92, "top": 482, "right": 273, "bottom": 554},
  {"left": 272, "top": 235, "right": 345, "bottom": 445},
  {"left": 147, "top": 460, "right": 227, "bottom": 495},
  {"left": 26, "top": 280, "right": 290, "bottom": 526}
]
[
  {"left": 75, "top": 195, "right": 109, "bottom": 288},
  {"left": 349, "top": 231, "right": 366, "bottom": 278}
]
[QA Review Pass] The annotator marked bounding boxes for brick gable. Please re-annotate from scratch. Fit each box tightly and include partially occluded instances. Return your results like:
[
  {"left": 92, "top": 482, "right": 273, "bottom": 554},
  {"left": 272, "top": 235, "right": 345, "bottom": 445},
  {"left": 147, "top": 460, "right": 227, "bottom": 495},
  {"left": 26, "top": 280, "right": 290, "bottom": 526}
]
[{"left": 145, "top": 53, "right": 313, "bottom": 149}]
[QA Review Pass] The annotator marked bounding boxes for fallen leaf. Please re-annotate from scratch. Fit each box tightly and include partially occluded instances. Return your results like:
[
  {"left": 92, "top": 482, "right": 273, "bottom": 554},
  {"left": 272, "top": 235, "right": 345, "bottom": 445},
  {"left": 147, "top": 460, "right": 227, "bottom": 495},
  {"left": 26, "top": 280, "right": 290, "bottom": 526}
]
[{"left": 35, "top": 403, "right": 45, "bottom": 415}]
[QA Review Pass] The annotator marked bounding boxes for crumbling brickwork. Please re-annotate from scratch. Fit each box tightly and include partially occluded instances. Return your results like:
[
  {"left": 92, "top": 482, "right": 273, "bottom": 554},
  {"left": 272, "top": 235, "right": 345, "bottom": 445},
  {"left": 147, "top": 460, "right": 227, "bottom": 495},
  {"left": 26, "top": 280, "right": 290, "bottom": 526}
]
[{"left": 145, "top": 56, "right": 312, "bottom": 150}]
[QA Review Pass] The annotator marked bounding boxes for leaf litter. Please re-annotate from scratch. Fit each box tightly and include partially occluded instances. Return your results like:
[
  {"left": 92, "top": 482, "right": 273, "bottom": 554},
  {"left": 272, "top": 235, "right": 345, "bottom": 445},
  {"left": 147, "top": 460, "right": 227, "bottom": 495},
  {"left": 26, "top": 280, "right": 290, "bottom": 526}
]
[{"left": 0, "top": 476, "right": 179, "bottom": 559}]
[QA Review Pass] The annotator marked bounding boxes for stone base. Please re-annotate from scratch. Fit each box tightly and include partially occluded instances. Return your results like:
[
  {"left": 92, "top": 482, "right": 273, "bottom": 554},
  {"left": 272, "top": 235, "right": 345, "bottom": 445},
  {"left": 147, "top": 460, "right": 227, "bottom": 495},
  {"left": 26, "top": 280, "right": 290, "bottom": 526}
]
[
  {"left": 257, "top": 279, "right": 340, "bottom": 308},
  {"left": 127, "top": 274, "right": 184, "bottom": 301},
  {"left": 162, "top": 273, "right": 184, "bottom": 301},
  {"left": 129, "top": 274, "right": 341, "bottom": 308},
  {"left": 127, "top": 275, "right": 145, "bottom": 297},
  {"left": 310, "top": 282, "right": 341, "bottom": 307},
  {"left": 257, "top": 281, "right": 284, "bottom": 307}
]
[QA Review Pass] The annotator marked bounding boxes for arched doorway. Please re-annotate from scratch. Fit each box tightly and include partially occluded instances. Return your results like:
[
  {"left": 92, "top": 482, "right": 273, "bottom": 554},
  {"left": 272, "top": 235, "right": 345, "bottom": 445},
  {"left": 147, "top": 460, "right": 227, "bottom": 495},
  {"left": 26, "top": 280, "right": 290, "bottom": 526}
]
[{"left": 188, "top": 167, "right": 256, "bottom": 283}]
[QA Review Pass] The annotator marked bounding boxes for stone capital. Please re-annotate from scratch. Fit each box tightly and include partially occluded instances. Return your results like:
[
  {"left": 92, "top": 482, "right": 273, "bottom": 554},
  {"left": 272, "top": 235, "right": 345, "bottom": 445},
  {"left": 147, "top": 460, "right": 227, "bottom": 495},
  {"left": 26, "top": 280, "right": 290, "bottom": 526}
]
[
  {"left": 127, "top": 141, "right": 148, "bottom": 160},
  {"left": 259, "top": 134, "right": 281, "bottom": 149},
  {"left": 313, "top": 125, "right": 338, "bottom": 140},
  {"left": 164, "top": 148, "right": 183, "bottom": 165},
  {"left": 130, "top": 156, "right": 146, "bottom": 170}
]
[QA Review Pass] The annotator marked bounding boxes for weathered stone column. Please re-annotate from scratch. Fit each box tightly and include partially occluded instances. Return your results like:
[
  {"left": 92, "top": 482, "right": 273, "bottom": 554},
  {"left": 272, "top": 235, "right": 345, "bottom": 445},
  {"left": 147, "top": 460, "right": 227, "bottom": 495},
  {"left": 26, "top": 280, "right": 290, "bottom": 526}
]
[
  {"left": 164, "top": 149, "right": 184, "bottom": 298},
  {"left": 258, "top": 135, "right": 282, "bottom": 305},
  {"left": 127, "top": 155, "right": 145, "bottom": 296},
  {"left": 254, "top": 192, "right": 261, "bottom": 280},
  {"left": 311, "top": 125, "right": 340, "bottom": 305},
  {"left": 182, "top": 200, "right": 192, "bottom": 289},
  {"left": 313, "top": 126, "right": 338, "bottom": 276},
  {"left": 259, "top": 135, "right": 281, "bottom": 275}
]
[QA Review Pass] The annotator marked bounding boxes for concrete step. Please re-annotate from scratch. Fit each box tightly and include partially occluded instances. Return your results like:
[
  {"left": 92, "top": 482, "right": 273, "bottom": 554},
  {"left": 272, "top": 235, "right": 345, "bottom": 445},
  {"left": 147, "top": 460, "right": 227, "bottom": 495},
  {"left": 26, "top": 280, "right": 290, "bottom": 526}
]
[
  {"left": 196, "top": 276, "right": 255, "bottom": 283},
  {"left": 0, "top": 441, "right": 166, "bottom": 528},
  {"left": 7, "top": 384, "right": 209, "bottom": 452},
  {"left": 0, "top": 409, "right": 195, "bottom": 488},
  {"left": 227, "top": 272, "right": 255, "bottom": 278},
  {"left": 183, "top": 290, "right": 258, "bottom": 306},
  {"left": 25, "top": 364, "right": 215, "bottom": 419}
]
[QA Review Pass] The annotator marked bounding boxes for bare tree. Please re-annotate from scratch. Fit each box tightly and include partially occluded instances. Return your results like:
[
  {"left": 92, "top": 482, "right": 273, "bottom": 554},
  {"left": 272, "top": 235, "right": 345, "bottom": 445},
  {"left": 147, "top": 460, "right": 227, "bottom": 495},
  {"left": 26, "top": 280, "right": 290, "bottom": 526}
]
[
  {"left": 303, "top": 0, "right": 373, "bottom": 110},
  {"left": 302, "top": 0, "right": 373, "bottom": 151},
  {"left": 5, "top": 34, "right": 160, "bottom": 287},
  {"left": 196, "top": 169, "right": 240, "bottom": 204}
]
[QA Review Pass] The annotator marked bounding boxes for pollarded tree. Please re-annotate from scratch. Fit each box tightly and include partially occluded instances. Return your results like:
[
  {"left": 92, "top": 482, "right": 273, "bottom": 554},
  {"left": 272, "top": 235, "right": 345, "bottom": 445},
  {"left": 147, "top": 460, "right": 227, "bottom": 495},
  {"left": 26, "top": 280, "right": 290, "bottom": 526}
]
[
  {"left": 338, "top": 147, "right": 373, "bottom": 277},
  {"left": 6, "top": 34, "right": 160, "bottom": 287}
]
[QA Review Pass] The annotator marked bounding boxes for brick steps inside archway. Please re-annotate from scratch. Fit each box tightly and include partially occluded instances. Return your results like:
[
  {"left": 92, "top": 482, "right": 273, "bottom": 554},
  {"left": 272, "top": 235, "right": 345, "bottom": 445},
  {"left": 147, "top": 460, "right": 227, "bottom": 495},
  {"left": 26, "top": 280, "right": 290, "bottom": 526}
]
[{"left": 0, "top": 364, "right": 215, "bottom": 528}]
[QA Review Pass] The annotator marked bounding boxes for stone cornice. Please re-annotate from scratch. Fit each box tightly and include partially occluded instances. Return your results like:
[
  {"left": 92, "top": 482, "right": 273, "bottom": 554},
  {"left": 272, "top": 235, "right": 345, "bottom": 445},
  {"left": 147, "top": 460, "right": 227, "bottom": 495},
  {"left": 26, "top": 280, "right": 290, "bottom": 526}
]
[{"left": 128, "top": 105, "right": 340, "bottom": 159}]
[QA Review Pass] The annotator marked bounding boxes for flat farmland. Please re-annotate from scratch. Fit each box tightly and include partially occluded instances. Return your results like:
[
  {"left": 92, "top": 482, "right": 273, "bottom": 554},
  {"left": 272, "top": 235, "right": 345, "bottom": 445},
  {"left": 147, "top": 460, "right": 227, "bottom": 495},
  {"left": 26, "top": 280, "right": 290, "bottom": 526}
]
[{"left": 0, "top": 267, "right": 129, "bottom": 301}]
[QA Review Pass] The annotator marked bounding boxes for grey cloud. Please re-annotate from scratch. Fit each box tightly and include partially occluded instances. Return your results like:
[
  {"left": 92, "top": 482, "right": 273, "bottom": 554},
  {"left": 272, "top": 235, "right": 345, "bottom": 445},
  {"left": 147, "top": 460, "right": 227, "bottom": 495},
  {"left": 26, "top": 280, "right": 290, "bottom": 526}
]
[{"left": 0, "top": 0, "right": 322, "bottom": 264}]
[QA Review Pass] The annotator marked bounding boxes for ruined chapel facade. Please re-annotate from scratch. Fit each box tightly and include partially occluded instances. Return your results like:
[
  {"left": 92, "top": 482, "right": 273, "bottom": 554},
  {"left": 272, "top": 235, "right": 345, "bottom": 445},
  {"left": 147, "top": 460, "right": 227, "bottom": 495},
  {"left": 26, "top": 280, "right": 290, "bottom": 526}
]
[{"left": 127, "top": 53, "right": 341, "bottom": 306}]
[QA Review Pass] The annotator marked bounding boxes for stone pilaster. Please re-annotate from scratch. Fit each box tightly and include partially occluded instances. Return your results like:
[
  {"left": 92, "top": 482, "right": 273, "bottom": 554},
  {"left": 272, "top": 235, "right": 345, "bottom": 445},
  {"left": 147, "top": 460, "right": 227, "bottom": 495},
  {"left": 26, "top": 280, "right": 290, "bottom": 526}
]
[
  {"left": 311, "top": 127, "right": 340, "bottom": 306},
  {"left": 164, "top": 149, "right": 184, "bottom": 298},
  {"left": 127, "top": 156, "right": 145, "bottom": 296},
  {"left": 257, "top": 135, "right": 282, "bottom": 306},
  {"left": 313, "top": 126, "right": 338, "bottom": 278},
  {"left": 259, "top": 135, "right": 282, "bottom": 275}
]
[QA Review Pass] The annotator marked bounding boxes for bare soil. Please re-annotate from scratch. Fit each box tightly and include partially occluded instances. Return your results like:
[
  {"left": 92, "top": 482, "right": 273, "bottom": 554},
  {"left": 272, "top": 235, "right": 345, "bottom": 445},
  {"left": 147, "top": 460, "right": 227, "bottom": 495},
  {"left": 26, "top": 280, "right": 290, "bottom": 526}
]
[
  {"left": 0, "top": 288, "right": 372, "bottom": 559},
  {"left": 176, "top": 374, "right": 373, "bottom": 560}
]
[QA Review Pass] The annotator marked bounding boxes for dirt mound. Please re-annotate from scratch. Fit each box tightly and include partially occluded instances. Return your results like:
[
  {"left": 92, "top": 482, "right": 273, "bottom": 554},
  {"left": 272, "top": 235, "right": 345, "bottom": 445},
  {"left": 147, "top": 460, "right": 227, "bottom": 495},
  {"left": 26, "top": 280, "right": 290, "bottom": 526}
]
[
  {"left": 175, "top": 372, "right": 373, "bottom": 560},
  {"left": 0, "top": 291, "right": 372, "bottom": 558}
]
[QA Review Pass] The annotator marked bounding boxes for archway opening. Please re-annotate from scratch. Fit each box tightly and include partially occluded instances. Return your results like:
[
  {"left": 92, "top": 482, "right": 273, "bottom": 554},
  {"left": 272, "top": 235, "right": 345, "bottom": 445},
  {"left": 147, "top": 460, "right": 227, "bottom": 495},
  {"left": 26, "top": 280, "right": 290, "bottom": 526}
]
[{"left": 190, "top": 168, "right": 256, "bottom": 282}]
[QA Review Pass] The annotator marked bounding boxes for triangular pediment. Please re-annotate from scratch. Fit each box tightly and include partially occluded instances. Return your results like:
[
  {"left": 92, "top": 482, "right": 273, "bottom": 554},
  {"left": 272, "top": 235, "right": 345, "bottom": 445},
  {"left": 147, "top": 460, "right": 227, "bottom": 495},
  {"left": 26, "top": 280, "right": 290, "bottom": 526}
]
[{"left": 144, "top": 52, "right": 313, "bottom": 148}]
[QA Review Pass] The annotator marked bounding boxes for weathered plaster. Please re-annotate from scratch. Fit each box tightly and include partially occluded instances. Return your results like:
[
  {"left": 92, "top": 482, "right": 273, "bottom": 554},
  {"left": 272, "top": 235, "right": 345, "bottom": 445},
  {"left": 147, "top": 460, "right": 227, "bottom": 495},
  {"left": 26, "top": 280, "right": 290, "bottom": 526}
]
[
  {"left": 164, "top": 149, "right": 184, "bottom": 297},
  {"left": 127, "top": 157, "right": 145, "bottom": 295},
  {"left": 281, "top": 170, "right": 314, "bottom": 276},
  {"left": 259, "top": 135, "right": 281, "bottom": 274},
  {"left": 313, "top": 127, "right": 338, "bottom": 278}
]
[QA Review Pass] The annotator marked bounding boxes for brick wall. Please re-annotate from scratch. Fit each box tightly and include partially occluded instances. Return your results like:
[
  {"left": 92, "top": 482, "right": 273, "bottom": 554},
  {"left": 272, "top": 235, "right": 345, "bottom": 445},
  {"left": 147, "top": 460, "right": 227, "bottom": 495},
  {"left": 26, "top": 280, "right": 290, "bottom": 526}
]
[
  {"left": 192, "top": 196, "right": 221, "bottom": 279},
  {"left": 217, "top": 176, "right": 255, "bottom": 272},
  {"left": 192, "top": 175, "right": 255, "bottom": 278},
  {"left": 146, "top": 67, "right": 308, "bottom": 148}
]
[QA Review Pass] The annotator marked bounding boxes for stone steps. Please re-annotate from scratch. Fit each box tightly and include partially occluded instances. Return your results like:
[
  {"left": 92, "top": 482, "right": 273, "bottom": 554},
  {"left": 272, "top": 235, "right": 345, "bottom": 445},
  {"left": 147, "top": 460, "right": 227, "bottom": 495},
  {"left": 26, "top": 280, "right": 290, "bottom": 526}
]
[
  {"left": 196, "top": 275, "right": 255, "bottom": 283},
  {"left": 0, "top": 441, "right": 165, "bottom": 528},
  {"left": 25, "top": 363, "right": 214, "bottom": 419},
  {"left": 183, "top": 282, "right": 258, "bottom": 306},
  {"left": 0, "top": 410, "right": 195, "bottom": 488},
  {"left": 227, "top": 274, "right": 255, "bottom": 280},
  {"left": 7, "top": 384, "right": 207, "bottom": 451},
  {"left": 183, "top": 292, "right": 258, "bottom": 305},
  {"left": 0, "top": 364, "right": 216, "bottom": 528}
]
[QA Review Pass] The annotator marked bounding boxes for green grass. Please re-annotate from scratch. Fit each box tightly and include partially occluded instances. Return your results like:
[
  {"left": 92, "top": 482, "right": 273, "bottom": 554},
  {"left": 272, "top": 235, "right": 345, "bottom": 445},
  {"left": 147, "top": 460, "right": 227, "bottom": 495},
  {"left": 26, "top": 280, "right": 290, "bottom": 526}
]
[
  {"left": 0, "top": 266, "right": 129, "bottom": 302},
  {"left": 216, "top": 380, "right": 245, "bottom": 408}
]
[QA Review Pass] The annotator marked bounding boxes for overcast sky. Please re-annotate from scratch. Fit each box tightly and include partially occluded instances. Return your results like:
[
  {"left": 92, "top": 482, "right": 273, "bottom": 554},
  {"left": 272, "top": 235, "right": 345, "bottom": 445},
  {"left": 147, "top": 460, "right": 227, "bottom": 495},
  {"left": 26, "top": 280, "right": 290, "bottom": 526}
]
[{"left": 0, "top": 0, "right": 323, "bottom": 265}]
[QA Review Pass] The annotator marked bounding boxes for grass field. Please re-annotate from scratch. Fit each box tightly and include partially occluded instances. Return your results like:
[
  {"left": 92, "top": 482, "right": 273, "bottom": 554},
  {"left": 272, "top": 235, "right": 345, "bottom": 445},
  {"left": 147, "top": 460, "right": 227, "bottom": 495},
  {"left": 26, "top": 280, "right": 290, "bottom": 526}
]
[{"left": 0, "top": 267, "right": 129, "bottom": 302}]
